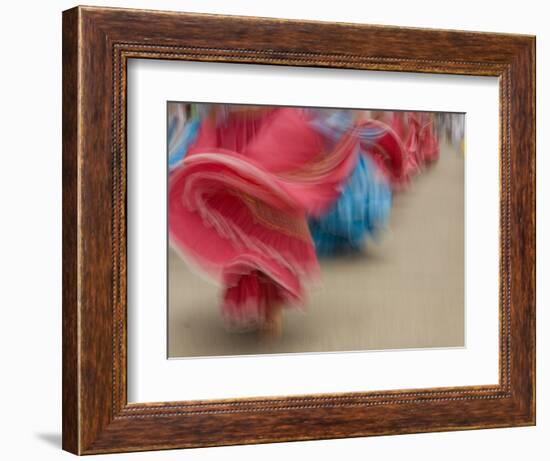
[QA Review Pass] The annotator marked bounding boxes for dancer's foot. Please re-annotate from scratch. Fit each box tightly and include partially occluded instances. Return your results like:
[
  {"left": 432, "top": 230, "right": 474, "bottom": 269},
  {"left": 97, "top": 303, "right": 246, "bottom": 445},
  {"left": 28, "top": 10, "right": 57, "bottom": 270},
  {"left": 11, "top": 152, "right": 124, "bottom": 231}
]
[{"left": 259, "top": 306, "right": 283, "bottom": 340}]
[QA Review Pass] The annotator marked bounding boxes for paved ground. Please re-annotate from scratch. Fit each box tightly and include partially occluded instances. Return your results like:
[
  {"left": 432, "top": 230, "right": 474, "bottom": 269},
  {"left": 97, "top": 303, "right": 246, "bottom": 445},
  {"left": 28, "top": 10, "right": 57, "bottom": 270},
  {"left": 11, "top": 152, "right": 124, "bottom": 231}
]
[{"left": 168, "top": 141, "right": 464, "bottom": 358}]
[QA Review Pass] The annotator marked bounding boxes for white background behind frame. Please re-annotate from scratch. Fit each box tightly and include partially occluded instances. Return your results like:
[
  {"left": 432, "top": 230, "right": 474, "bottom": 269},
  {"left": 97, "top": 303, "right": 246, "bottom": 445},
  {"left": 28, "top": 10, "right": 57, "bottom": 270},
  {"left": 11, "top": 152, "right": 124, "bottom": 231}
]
[{"left": 127, "top": 59, "right": 499, "bottom": 403}]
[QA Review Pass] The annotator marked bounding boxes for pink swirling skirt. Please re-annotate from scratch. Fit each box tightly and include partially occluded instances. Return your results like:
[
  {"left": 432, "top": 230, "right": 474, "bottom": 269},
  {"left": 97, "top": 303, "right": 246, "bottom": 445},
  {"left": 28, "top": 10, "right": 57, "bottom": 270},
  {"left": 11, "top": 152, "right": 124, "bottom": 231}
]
[{"left": 169, "top": 107, "right": 359, "bottom": 327}]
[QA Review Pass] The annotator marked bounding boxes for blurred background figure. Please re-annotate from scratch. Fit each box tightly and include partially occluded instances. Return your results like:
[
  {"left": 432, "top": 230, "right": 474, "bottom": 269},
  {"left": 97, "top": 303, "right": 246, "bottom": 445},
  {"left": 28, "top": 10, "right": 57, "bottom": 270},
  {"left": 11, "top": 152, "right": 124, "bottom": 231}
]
[{"left": 436, "top": 111, "right": 465, "bottom": 154}]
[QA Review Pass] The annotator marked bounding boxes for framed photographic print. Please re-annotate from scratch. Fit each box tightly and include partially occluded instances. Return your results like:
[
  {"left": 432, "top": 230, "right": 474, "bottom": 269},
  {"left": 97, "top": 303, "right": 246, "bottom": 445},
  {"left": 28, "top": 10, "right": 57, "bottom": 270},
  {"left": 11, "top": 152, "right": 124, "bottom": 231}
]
[{"left": 62, "top": 5, "right": 536, "bottom": 455}]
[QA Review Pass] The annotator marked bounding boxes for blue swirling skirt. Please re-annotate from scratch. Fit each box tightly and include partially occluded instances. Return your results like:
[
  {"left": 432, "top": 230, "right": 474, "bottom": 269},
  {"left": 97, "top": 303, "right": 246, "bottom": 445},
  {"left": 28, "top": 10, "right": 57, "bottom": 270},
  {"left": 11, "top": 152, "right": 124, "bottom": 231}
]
[{"left": 308, "top": 153, "right": 392, "bottom": 255}]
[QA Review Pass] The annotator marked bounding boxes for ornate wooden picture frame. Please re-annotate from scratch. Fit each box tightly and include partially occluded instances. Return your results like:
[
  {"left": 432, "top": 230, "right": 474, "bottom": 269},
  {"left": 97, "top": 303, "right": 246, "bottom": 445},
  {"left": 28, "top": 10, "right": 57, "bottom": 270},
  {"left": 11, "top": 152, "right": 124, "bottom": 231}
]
[{"left": 62, "top": 5, "right": 535, "bottom": 455}]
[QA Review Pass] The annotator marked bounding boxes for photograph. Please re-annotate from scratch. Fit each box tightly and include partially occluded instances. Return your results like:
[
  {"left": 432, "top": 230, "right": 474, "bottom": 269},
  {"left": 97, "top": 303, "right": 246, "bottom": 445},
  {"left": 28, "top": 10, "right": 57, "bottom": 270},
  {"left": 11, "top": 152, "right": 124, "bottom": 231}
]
[
  {"left": 167, "top": 102, "right": 466, "bottom": 358},
  {"left": 53, "top": 3, "right": 536, "bottom": 455},
  {"left": 0, "top": 0, "right": 543, "bottom": 457}
]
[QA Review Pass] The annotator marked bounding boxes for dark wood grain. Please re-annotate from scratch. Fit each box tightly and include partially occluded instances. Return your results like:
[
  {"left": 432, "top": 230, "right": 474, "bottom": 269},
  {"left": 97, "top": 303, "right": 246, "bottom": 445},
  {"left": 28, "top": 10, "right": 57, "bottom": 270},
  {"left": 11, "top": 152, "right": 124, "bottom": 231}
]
[
  {"left": 62, "top": 5, "right": 536, "bottom": 455},
  {"left": 62, "top": 7, "right": 79, "bottom": 454}
]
